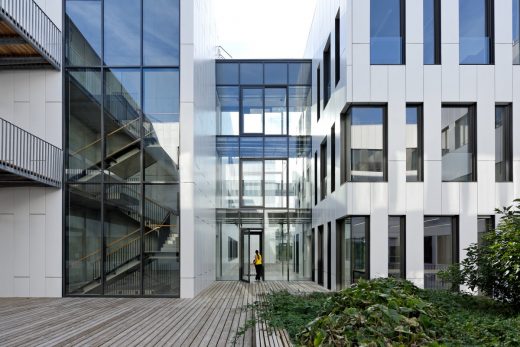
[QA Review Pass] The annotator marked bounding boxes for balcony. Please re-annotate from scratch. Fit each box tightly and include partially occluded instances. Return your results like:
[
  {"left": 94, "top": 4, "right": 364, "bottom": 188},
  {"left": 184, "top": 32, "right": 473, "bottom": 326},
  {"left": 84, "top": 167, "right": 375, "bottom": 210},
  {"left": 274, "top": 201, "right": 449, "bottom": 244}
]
[
  {"left": 0, "top": 0, "right": 61, "bottom": 70},
  {"left": 0, "top": 117, "right": 62, "bottom": 187}
]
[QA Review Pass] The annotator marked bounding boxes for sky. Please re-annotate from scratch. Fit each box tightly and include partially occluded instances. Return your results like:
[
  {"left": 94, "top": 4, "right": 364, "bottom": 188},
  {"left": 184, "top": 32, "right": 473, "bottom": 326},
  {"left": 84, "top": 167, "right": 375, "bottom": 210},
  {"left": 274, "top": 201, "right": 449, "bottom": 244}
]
[{"left": 215, "top": 0, "right": 318, "bottom": 59}]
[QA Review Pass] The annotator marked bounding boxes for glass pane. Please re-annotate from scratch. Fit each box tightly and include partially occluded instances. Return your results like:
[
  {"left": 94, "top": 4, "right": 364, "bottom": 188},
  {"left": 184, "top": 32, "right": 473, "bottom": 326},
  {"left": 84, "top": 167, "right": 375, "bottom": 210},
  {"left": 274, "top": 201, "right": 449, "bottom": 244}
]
[
  {"left": 388, "top": 217, "right": 402, "bottom": 278},
  {"left": 424, "top": 217, "right": 454, "bottom": 289},
  {"left": 288, "top": 63, "right": 312, "bottom": 85},
  {"left": 217, "top": 87, "right": 239, "bottom": 135},
  {"left": 217, "top": 219, "right": 240, "bottom": 280},
  {"left": 351, "top": 217, "right": 367, "bottom": 282},
  {"left": 143, "top": 69, "right": 180, "bottom": 182},
  {"left": 240, "top": 63, "right": 263, "bottom": 84},
  {"left": 240, "top": 137, "right": 263, "bottom": 158},
  {"left": 242, "top": 89, "right": 263, "bottom": 134},
  {"left": 343, "top": 220, "right": 352, "bottom": 287},
  {"left": 477, "top": 216, "right": 493, "bottom": 246},
  {"left": 349, "top": 107, "right": 385, "bottom": 181},
  {"left": 218, "top": 150, "right": 239, "bottom": 208},
  {"left": 264, "top": 63, "right": 288, "bottom": 84},
  {"left": 441, "top": 106, "right": 475, "bottom": 181},
  {"left": 265, "top": 160, "right": 287, "bottom": 208},
  {"left": 143, "top": 0, "right": 179, "bottom": 66},
  {"left": 241, "top": 160, "right": 263, "bottom": 206},
  {"left": 65, "top": 0, "right": 101, "bottom": 66},
  {"left": 459, "top": 0, "right": 491, "bottom": 64},
  {"left": 495, "top": 106, "right": 512, "bottom": 182},
  {"left": 423, "top": 0, "right": 438, "bottom": 64},
  {"left": 289, "top": 87, "right": 311, "bottom": 136},
  {"left": 104, "top": 184, "right": 142, "bottom": 296},
  {"left": 406, "top": 106, "right": 420, "bottom": 182},
  {"left": 66, "top": 69, "right": 102, "bottom": 182},
  {"left": 265, "top": 88, "right": 287, "bottom": 135},
  {"left": 242, "top": 232, "right": 250, "bottom": 281},
  {"left": 265, "top": 136, "right": 288, "bottom": 158},
  {"left": 288, "top": 223, "right": 312, "bottom": 280},
  {"left": 66, "top": 184, "right": 102, "bottom": 295},
  {"left": 323, "top": 45, "right": 331, "bottom": 104},
  {"left": 264, "top": 210, "right": 288, "bottom": 280},
  {"left": 370, "top": 0, "right": 403, "bottom": 64},
  {"left": 514, "top": 0, "right": 520, "bottom": 64},
  {"left": 143, "top": 185, "right": 180, "bottom": 296},
  {"left": 104, "top": 69, "right": 141, "bottom": 183},
  {"left": 104, "top": 0, "right": 141, "bottom": 66},
  {"left": 217, "top": 63, "right": 239, "bottom": 85}
]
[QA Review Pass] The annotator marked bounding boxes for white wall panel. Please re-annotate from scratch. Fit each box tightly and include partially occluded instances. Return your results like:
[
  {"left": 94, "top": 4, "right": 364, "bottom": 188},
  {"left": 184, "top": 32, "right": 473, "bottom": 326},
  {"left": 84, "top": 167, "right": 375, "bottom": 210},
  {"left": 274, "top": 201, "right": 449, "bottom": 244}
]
[
  {"left": 423, "top": 66, "right": 442, "bottom": 161},
  {"left": 388, "top": 161, "right": 406, "bottom": 215},
  {"left": 352, "top": 0, "right": 370, "bottom": 43},
  {"left": 352, "top": 183, "right": 371, "bottom": 214},
  {"left": 495, "top": 0, "right": 513, "bottom": 44},
  {"left": 477, "top": 66, "right": 496, "bottom": 161},
  {"left": 370, "top": 183, "right": 388, "bottom": 278},
  {"left": 496, "top": 183, "right": 515, "bottom": 208},
  {"left": 29, "top": 71, "right": 46, "bottom": 139},
  {"left": 13, "top": 71, "right": 30, "bottom": 102},
  {"left": 14, "top": 278, "right": 30, "bottom": 297},
  {"left": 29, "top": 215, "right": 45, "bottom": 297},
  {"left": 495, "top": 44, "right": 513, "bottom": 101},
  {"left": 406, "top": 0, "right": 423, "bottom": 44},
  {"left": 406, "top": 44, "right": 424, "bottom": 101},
  {"left": 387, "top": 87, "right": 406, "bottom": 161},
  {"left": 406, "top": 183, "right": 423, "bottom": 287},
  {"left": 370, "top": 65, "right": 388, "bottom": 101},
  {"left": 45, "top": 189, "right": 62, "bottom": 279},
  {"left": 441, "top": 44, "right": 460, "bottom": 101},
  {"left": 441, "top": 182, "right": 460, "bottom": 214},
  {"left": 459, "top": 65, "right": 477, "bottom": 101},
  {"left": 477, "top": 161, "right": 496, "bottom": 214},
  {"left": 424, "top": 160, "right": 442, "bottom": 214},
  {"left": 513, "top": 68, "right": 520, "bottom": 161},
  {"left": 0, "top": 215, "right": 14, "bottom": 296},
  {"left": 441, "top": 0, "right": 459, "bottom": 44},
  {"left": 459, "top": 183, "right": 477, "bottom": 266},
  {"left": 352, "top": 44, "right": 371, "bottom": 101}
]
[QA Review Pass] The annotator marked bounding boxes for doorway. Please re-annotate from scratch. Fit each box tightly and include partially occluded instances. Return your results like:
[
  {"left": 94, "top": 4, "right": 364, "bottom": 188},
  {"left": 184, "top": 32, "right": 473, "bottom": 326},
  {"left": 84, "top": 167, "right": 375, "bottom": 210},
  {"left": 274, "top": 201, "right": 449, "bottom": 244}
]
[{"left": 239, "top": 229, "right": 263, "bottom": 282}]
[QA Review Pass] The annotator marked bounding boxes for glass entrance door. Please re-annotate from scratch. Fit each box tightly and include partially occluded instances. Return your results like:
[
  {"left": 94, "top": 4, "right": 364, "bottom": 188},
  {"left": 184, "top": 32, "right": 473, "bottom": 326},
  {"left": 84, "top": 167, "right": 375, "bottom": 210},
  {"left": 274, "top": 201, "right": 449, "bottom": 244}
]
[{"left": 240, "top": 229, "right": 262, "bottom": 282}]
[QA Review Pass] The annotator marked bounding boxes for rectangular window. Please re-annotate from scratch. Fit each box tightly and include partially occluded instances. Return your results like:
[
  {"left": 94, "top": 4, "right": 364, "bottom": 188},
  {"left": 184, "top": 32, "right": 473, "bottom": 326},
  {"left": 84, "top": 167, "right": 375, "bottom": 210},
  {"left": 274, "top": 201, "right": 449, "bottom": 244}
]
[
  {"left": 316, "top": 66, "right": 321, "bottom": 121},
  {"left": 424, "top": 216, "right": 458, "bottom": 289},
  {"left": 388, "top": 216, "right": 406, "bottom": 279},
  {"left": 370, "top": 0, "right": 405, "bottom": 64},
  {"left": 320, "top": 139, "right": 327, "bottom": 200},
  {"left": 265, "top": 160, "right": 287, "bottom": 208},
  {"left": 514, "top": 0, "right": 520, "bottom": 64},
  {"left": 406, "top": 105, "right": 423, "bottom": 182},
  {"left": 143, "top": 0, "right": 179, "bottom": 66},
  {"left": 344, "top": 106, "right": 387, "bottom": 182},
  {"left": 459, "top": 0, "right": 494, "bottom": 64},
  {"left": 331, "top": 124, "right": 336, "bottom": 192},
  {"left": 242, "top": 89, "right": 264, "bottom": 134},
  {"left": 264, "top": 88, "right": 287, "bottom": 135},
  {"left": 441, "top": 105, "right": 476, "bottom": 182},
  {"left": 314, "top": 151, "right": 318, "bottom": 205},
  {"left": 495, "top": 105, "right": 513, "bottom": 182},
  {"left": 240, "top": 160, "right": 263, "bottom": 207},
  {"left": 335, "top": 11, "right": 341, "bottom": 85},
  {"left": 323, "top": 38, "right": 331, "bottom": 107},
  {"left": 423, "top": 0, "right": 441, "bottom": 64},
  {"left": 478, "top": 216, "right": 494, "bottom": 246},
  {"left": 104, "top": 0, "right": 141, "bottom": 65},
  {"left": 337, "top": 216, "right": 370, "bottom": 288},
  {"left": 217, "top": 87, "right": 239, "bottom": 135}
]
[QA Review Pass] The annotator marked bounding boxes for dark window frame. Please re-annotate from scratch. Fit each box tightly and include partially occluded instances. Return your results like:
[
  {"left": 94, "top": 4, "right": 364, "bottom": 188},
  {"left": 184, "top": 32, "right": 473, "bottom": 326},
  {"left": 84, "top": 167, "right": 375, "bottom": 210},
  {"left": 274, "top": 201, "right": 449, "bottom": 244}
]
[
  {"left": 335, "top": 10, "right": 341, "bottom": 86},
  {"left": 331, "top": 123, "right": 336, "bottom": 192},
  {"left": 406, "top": 104, "right": 424, "bottom": 182},
  {"left": 323, "top": 36, "right": 332, "bottom": 107},
  {"left": 495, "top": 104, "right": 513, "bottom": 182},
  {"left": 316, "top": 65, "right": 321, "bottom": 121},
  {"left": 388, "top": 216, "right": 406, "bottom": 279},
  {"left": 320, "top": 138, "right": 327, "bottom": 201},
  {"left": 314, "top": 151, "right": 318, "bottom": 205}
]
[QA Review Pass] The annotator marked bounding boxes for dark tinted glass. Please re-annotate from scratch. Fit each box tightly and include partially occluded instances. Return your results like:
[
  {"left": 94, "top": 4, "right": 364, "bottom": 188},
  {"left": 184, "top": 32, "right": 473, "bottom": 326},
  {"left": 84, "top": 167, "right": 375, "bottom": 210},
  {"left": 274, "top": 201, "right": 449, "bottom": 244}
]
[
  {"left": 388, "top": 217, "right": 403, "bottom": 278},
  {"left": 323, "top": 42, "right": 331, "bottom": 106},
  {"left": 514, "top": 0, "right": 520, "bottom": 64},
  {"left": 143, "top": 0, "right": 179, "bottom": 66},
  {"left": 264, "top": 63, "right": 288, "bottom": 84},
  {"left": 459, "top": 0, "right": 492, "bottom": 64},
  {"left": 424, "top": 217, "right": 455, "bottom": 289},
  {"left": 216, "top": 63, "right": 239, "bottom": 85},
  {"left": 240, "top": 63, "right": 263, "bottom": 84},
  {"left": 495, "top": 105, "right": 513, "bottom": 182},
  {"left": 104, "top": 0, "right": 141, "bottom": 65},
  {"left": 423, "top": 0, "right": 440, "bottom": 64},
  {"left": 370, "top": 0, "right": 404, "bottom": 64},
  {"left": 289, "top": 63, "right": 312, "bottom": 85},
  {"left": 66, "top": 0, "right": 102, "bottom": 66}
]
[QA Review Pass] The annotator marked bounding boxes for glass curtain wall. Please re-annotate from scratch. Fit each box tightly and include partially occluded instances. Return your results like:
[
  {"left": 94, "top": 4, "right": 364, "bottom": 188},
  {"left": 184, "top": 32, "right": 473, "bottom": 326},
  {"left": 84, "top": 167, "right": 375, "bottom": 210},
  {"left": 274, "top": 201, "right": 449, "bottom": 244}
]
[
  {"left": 216, "top": 61, "right": 312, "bottom": 281},
  {"left": 65, "top": 0, "right": 180, "bottom": 297}
]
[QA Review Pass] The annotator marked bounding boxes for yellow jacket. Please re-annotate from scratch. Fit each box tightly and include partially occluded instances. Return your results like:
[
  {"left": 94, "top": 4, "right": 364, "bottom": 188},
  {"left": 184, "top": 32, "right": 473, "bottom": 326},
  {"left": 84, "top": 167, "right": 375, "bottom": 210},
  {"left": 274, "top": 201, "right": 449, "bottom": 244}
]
[{"left": 254, "top": 253, "right": 262, "bottom": 265}]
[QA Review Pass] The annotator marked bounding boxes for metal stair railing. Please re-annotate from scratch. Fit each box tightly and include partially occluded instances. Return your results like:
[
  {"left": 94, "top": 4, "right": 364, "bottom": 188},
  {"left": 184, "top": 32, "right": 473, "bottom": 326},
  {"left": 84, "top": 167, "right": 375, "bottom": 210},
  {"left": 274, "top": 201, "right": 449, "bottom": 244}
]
[
  {"left": 0, "top": 117, "right": 62, "bottom": 187},
  {"left": 0, "top": 0, "right": 61, "bottom": 69}
]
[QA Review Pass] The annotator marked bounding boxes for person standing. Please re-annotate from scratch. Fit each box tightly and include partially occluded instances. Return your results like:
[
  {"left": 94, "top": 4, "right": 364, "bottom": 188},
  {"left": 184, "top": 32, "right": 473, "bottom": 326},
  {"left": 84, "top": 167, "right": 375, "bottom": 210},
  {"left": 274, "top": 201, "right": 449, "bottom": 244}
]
[{"left": 253, "top": 250, "right": 263, "bottom": 281}]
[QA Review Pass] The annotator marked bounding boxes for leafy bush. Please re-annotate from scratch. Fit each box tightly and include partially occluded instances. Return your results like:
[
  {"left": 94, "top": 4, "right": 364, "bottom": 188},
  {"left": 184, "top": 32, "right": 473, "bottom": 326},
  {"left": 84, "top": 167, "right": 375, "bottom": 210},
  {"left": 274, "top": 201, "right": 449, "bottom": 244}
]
[{"left": 439, "top": 199, "right": 520, "bottom": 307}]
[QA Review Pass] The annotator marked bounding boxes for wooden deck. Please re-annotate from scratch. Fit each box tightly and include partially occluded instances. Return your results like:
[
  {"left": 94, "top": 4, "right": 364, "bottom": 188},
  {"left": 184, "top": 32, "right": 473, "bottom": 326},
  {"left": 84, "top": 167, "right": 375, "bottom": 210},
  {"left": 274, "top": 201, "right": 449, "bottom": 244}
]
[{"left": 0, "top": 281, "right": 327, "bottom": 347}]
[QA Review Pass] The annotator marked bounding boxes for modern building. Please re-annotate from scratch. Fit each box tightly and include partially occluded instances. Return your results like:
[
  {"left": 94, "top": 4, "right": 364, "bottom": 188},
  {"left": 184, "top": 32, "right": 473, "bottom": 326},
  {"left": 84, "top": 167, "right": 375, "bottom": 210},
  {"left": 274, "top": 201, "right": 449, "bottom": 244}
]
[{"left": 0, "top": 0, "right": 519, "bottom": 298}]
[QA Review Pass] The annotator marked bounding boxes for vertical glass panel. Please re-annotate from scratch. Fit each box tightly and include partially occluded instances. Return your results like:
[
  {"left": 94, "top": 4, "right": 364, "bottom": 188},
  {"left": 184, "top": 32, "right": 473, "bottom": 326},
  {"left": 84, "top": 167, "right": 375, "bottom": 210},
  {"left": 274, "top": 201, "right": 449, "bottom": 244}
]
[
  {"left": 143, "top": 184, "right": 180, "bottom": 296},
  {"left": 65, "top": 0, "right": 101, "bottom": 66},
  {"left": 459, "top": 0, "right": 492, "bottom": 64},
  {"left": 216, "top": 210, "right": 240, "bottom": 280},
  {"left": 441, "top": 106, "right": 475, "bottom": 182},
  {"left": 104, "top": 0, "right": 141, "bottom": 66},
  {"left": 264, "top": 210, "right": 288, "bottom": 280},
  {"left": 424, "top": 217, "right": 455, "bottom": 289},
  {"left": 143, "top": 0, "right": 179, "bottom": 66},
  {"left": 348, "top": 107, "right": 385, "bottom": 182},
  {"left": 66, "top": 69, "right": 102, "bottom": 182},
  {"left": 323, "top": 43, "right": 331, "bottom": 105},
  {"left": 265, "top": 160, "right": 287, "bottom": 208},
  {"left": 104, "top": 69, "right": 141, "bottom": 182},
  {"left": 264, "top": 137, "right": 288, "bottom": 158},
  {"left": 477, "top": 216, "right": 494, "bottom": 246},
  {"left": 264, "top": 63, "right": 288, "bottom": 84},
  {"left": 495, "top": 105, "right": 513, "bottom": 182},
  {"left": 335, "top": 13, "right": 341, "bottom": 85},
  {"left": 104, "top": 184, "right": 142, "bottom": 296},
  {"left": 288, "top": 63, "right": 312, "bottom": 85},
  {"left": 242, "top": 89, "right": 263, "bottom": 134},
  {"left": 240, "top": 137, "right": 263, "bottom": 158},
  {"left": 343, "top": 219, "right": 352, "bottom": 287},
  {"left": 289, "top": 87, "right": 311, "bottom": 136},
  {"left": 320, "top": 140, "right": 327, "bottom": 200},
  {"left": 240, "top": 63, "right": 263, "bottom": 84},
  {"left": 217, "top": 137, "right": 239, "bottom": 208},
  {"left": 370, "top": 0, "right": 404, "bottom": 64},
  {"left": 514, "top": 0, "right": 520, "bottom": 64},
  {"left": 217, "top": 63, "right": 239, "bottom": 85},
  {"left": 66, "top": 184, "right": 102, "bottom": 295},
  {"left": 289, "top": 154, "right": 310, "bottom": 209},
  {"left": 351, "top": 217, "right": 368, "bottom": 282},
  {"left": 423, "top": 0, "right": 440, "bottom": 64},
  {"left": 288, "top": 221, "right": 313, "bottom": 280},
  {"left": 264, "top": 88, "right": 287, "bottom": 135},
  {"left": 217, "top": 87, "right": 240, "bottom": 135},
  {"left": 388, "top": 217, "right": 402, "bottom": 278},
  {"left": 406, "top": 106, "right": 422, "bottom": 182},
  {"left": 241, "top": 160, "right": 263, "bottom": 206},
  {"left": 143, "top": 69, "right": 180, "bottom": 182}
]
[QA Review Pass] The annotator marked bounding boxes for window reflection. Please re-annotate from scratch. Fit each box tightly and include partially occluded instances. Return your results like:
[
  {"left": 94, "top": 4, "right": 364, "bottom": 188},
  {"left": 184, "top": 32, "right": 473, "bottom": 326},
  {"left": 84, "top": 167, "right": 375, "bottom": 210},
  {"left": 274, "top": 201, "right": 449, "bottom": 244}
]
[
  {"left": 265, "top": 160, "right": 287, "bottom": 208},
  {"left": 65, "top": 0, "right": 101, "bottom": 66},
  {"left": 265, "top": 88, "right": 287, "bottom": 135},
  {"left": 406, "top": 106, "right": 423, "bottom": 182},
  {"left": 370, "top": 0, "right": 404, "bottom": 64},
  {"left": 424, "top": 217, "right": 457, "bottom": 289},
  {"left": 242, "top": 89, "right": 263, "bottom": 134},
  {"left": 240, "top": 63, "right": 263, "bottom": 84},
  {"left": 104, "top": 0, "right": 141, "bottom": 66},
  {"left": 241, "top": 160, "right": 263, "bottom": 207},
  {"left": 143, "top": 0, "right": 179, "bottom": 66},
  {"left": 459, "top": 0, "right": 493, "bottom": 64},
  {"left": 495, "top": 105, "right": 513, "bottom": 182},
  {"left": 265, "top": 63, "right": 288, "bottom": 85},
  {"left": 217, "top": 87, "right": 240, "bottom": 135}
]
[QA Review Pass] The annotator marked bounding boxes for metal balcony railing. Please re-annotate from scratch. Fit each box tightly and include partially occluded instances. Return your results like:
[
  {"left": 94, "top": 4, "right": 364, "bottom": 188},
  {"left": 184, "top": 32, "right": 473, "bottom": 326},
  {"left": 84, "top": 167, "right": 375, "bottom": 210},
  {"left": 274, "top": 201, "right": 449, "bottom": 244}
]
[
  {"left": 0, "top": 0, "right": 61, "bottom": 69},
  {"left": 0, "top": 117, "right": 62, "bottom": 187}
]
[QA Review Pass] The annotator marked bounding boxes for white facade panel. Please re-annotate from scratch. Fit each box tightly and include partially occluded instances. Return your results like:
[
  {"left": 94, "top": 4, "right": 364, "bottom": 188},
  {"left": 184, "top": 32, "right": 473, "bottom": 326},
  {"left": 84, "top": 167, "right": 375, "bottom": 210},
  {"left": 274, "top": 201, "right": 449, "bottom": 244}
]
[
  {"left": 441, "top": 44, "right": 460, "bottom": 102},
  {"left": 352, "top": 44, "right": 371, "bottom": 101},
  {"left": 406, "top": 44, "right": 424, "bottom": 101},
  {"left": 370, "top": 183, "right": 388, "bottom": 279}
]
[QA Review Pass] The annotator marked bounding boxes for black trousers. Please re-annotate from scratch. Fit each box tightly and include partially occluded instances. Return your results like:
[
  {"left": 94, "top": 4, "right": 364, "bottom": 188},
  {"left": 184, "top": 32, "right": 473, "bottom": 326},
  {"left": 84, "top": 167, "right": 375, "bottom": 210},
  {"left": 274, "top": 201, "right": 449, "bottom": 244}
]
[{"left": 254, "top": 264, "right": 264, "bottom": 281}]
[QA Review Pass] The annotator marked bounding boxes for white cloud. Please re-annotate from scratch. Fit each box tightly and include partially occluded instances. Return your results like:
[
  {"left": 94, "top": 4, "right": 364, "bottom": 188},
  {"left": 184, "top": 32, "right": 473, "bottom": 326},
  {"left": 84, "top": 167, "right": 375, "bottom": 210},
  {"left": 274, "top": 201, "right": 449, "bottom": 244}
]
[{"left": 215, "top": 0, "right": 317, "bottom": 59}]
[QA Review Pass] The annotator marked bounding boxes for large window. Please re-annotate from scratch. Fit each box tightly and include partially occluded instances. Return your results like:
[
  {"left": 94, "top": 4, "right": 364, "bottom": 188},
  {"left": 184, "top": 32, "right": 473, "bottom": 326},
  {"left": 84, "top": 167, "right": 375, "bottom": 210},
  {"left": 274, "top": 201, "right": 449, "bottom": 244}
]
[
  {"left": 495, "top": 105, "right": 513, "bottom": 182},
  {"left": 406, "top": 105, "right": 423, "bottom": 182},
  {"left": 143, "top": 0, "right": 179, "bottom": 66},
  {"left": 104, "top": 0, "right": 141, "bottom": 66},
  {"left": 65, "top": 0, "right": 101, "bottom": 66},
  {"left": 241, "top": 160, "right": 263, "bottom": 207},
  {"left": 323, "top": 38, "right": 331, "bottom": 107},
  {"left": 320, "top": 139, "right": 327, "bottom": 200},
  {"left": 331, "top": 124, "right": 336, "bottom": 192},
  {"left": 424, "top": 217, "right": 458, "bottom": 289},
  {"left": 217, "top": 87, "right": 240, "bottom": 135},
  {"left": 335, "top": 10, "right": 341, "bottom": 85},
  {"left": 388, "top": 216, "right": 405, "bottom": 279},
  {"left": 265, "top": 88, "right": 287, "bottom": 135},
  {"left": 370, "top": 0, "right": 405, "bottom": 64},
  {"left": 515, "top": 0, "right": 520, "bottom": 64},
  {"left": 337, "top": 217, "right": 370, "bottom": 289},
  {"left": 424, "top": 0, "right": 441, "bottom": 64},
  {"left": 459, "top": 0, "right": 494, "bottom": 64},
  {"left": 316, "top": 65, "right": 321, "bottom": 120},
  {"left": 343, "top": 106, "right": 387, "bottom": 182},
  {"left": 441, "top": 106, "right": 476, "bottom": 182},
  {"left": 242, "top": 89, "right": 264, "bottom": 134},
  {"left": 478, "top": 216, "right": 494, "bottom": 246}
]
